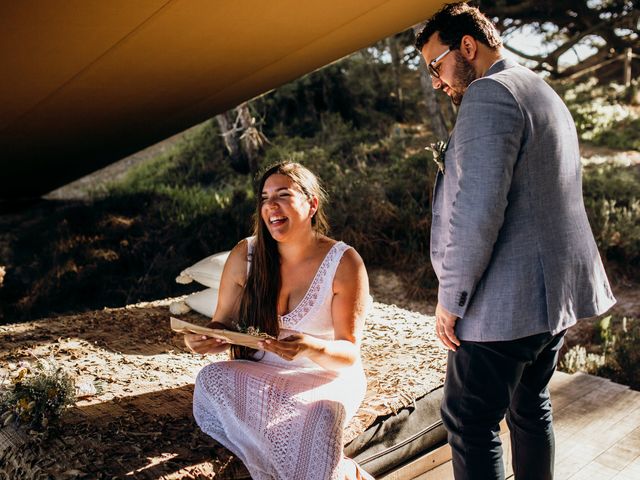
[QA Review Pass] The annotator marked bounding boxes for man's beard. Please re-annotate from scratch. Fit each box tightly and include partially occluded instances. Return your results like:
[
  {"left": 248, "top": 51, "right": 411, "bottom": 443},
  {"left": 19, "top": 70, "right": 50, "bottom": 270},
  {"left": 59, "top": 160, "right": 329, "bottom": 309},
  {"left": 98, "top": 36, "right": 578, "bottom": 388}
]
[{"left": 449, "top": 51, "right": 478, "bottom": 106}]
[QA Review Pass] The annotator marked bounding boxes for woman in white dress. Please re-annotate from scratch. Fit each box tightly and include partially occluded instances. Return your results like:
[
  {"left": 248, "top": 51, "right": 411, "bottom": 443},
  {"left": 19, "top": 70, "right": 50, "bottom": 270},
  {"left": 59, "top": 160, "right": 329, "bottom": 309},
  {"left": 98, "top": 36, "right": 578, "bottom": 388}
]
[{"left": 184, "top": 162, "right": 373, "bottom": 480}]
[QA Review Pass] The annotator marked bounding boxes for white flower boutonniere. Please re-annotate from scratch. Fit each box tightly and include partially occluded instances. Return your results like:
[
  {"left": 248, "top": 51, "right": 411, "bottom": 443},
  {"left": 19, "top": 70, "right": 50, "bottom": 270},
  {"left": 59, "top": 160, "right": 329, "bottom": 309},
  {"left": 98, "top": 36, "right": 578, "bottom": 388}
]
[{"left": 426, "top": 139, "right": 448, "bottom": 175}]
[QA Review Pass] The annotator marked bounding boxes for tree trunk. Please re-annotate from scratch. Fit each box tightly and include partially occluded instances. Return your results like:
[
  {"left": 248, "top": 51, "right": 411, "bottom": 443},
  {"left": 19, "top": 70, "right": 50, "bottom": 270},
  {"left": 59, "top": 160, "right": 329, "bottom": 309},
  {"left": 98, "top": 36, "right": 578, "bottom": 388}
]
[
  {"left": 215, "top": 110, "right": 246, "bottom": 172},
  {"left": 624, "top": 47, "right": 634, "bottom": 104},
  {"left": 386, "top": 35, "right": 404, "bottom": 118},
  {"left": 216, "top": 102, "right": 267, "bottom": 174},
  {"left": 236, "top": 102, "right": 266, "bottom": 175},
  {"left": 417, "top": 54, "right": 450, "bottom": 140}
]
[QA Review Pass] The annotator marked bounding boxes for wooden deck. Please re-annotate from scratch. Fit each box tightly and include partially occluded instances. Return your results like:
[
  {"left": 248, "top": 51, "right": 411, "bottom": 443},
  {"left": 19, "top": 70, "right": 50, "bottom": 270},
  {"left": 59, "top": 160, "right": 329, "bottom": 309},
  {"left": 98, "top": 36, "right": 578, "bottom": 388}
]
[
  {"left": 382, "top": 371, "right": 640, "bottom": 480},
  {"left": 551, "top": 371, "right": 640, "bottom": 480}
]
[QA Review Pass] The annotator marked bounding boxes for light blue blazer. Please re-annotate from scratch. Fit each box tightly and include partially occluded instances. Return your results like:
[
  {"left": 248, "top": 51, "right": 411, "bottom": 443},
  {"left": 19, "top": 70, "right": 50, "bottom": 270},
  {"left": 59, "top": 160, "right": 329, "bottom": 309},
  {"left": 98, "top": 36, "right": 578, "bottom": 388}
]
[{"left": 430, "top": 58, "right": 615, "bottom": 341}]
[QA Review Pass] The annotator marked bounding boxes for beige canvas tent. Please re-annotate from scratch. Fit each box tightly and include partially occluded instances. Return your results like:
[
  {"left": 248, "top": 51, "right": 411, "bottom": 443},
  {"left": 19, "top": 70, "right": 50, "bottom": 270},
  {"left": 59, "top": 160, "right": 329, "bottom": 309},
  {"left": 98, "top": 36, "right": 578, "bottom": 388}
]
[{"left": 0, "top": 0, "right": 444, "bottom": 199}]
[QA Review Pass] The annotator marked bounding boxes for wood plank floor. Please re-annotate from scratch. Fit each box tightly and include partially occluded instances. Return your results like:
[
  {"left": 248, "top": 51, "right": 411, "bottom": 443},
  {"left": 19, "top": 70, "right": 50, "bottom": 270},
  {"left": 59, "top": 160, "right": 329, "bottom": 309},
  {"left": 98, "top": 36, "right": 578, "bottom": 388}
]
[
  {"left": 383, "top": 371, "right": 640, "bottom": 480},
  {"left": 551, "top": 371, "right": 640, "bottom": 480}
]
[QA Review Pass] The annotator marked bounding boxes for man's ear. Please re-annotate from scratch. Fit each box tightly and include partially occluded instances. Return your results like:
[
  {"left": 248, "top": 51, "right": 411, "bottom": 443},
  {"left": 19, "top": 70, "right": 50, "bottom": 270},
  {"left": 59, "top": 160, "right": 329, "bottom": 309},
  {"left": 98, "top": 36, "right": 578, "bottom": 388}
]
[{"left": 459, "top": 35, "right": 478, "bottom": 60}]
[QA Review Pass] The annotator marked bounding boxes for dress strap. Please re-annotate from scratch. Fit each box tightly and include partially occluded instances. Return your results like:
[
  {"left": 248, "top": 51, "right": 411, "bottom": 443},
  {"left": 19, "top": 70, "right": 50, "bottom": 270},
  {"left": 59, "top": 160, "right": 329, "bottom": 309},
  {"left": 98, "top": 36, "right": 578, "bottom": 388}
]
[
  {"left": 317, "top": 241, "right": 351, "bottom": 304},
  {"left": 322, "top": 242, "right": 351, "bottom": 287},
  {"left": 245, "top": 236, "right": 256, "bottom": 276}
]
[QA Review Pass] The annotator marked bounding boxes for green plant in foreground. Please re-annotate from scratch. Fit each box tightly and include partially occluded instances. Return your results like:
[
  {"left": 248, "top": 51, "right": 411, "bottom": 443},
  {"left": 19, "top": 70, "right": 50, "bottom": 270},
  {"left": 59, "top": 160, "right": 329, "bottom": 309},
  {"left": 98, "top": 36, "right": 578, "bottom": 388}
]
[
  {"left": 1, "top": 357, "right": 76, "bottom": 435},
  {"left": 596, "top": 316, "right": 640, "bottom": 390},
  {"left": 559, "top": 344, "right": 606, "bottom": 374}
]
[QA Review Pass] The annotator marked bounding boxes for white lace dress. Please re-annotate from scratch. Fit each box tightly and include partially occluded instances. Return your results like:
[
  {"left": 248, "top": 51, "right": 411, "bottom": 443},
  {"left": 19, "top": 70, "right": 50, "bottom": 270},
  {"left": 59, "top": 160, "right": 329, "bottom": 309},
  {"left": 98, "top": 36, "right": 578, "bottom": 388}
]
[{"left": 193, "top": 240, "right": 368, "bottom": 480}]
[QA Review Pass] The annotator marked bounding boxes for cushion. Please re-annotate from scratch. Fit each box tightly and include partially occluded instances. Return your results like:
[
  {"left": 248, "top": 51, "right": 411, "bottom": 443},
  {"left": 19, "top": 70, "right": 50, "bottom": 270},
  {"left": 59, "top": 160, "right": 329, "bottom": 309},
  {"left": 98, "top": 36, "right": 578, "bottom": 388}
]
[
  {"left": 345, "top": 387, "right": 447, "bottom": 478},
  {"left": 175, "top": 251, "right": 230, "bottom": 288},
  {"left": 184, "top": 287, "right": 219, "bottom": 318}
]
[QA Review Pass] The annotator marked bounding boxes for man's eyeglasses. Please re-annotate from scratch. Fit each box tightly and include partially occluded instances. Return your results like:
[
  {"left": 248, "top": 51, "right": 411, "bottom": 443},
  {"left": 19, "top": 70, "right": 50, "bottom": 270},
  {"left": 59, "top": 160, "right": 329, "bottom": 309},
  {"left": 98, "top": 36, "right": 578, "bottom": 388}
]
[{"left": 428, "top": 48, "right": 451, "bottom": 79}]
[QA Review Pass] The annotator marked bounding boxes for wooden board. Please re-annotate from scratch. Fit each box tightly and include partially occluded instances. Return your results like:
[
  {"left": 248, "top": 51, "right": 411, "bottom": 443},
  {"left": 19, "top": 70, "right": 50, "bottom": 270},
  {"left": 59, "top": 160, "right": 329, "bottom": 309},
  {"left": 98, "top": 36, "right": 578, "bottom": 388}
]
[
  {"left": 551, "top": 372, "right": 640, "bottom": 480},
  {"left": 380, "top": 371, "right": 640, "bottom": 480},
  {"left": 380, "top": 420, "right": 512, "bottom": 480},
  {"left": 170, "top": 316, "right": 275, "bottom": 348}
]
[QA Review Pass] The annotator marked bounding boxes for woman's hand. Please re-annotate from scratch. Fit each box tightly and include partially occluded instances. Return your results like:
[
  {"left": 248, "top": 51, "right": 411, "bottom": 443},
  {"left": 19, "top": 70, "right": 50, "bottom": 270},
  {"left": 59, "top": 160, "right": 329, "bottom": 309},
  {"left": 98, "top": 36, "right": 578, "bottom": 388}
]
[
  {"left": 184, "top": 321, "right": 231, "bottom": 355},
  {"left": 184, "top": 334, "right": 230, "bottom": 354},
  {"left": 258, "top": 333, "right": 321, "bottom": 361}
]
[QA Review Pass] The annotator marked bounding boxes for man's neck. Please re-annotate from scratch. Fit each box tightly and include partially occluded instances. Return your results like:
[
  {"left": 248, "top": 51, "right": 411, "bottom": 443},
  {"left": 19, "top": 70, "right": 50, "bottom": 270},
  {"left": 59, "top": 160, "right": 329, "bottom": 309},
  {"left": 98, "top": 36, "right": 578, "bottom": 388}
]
[{"left": 476, "top": 47, "right": 504, "bottom": 77}]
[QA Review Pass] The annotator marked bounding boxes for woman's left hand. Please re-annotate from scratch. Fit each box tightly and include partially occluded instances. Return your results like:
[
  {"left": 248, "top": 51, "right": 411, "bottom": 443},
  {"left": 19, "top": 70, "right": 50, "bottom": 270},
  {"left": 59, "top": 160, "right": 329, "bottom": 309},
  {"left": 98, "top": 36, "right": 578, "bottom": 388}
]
[{"left": 258, "top": 333, "right": 321, "bottom": 361}]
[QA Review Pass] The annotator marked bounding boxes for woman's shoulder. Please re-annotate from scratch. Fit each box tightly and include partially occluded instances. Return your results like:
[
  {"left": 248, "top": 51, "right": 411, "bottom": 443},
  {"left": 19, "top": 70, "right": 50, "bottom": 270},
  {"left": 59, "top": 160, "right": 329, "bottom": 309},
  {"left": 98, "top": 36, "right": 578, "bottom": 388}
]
[
  {"left": 229, "top": 237, "right": 251, "bottom": 257},
  {"left": 320, "top": 235, "right": 358, "bottom": 255},
  {"left": 336, "top": 246, "right": 365, "bottom": 271},
  {"left": 331, "top": 244, "right": 367, "bottom": 298},
  {"left": 322, "top": 238, "right": 365, "bottom": 277},
  {"left": 224, "top": 238, "right": 252, "bottom": 274},
  {"left": 317, "top": 235, "right": 337, "bottom": 248}
]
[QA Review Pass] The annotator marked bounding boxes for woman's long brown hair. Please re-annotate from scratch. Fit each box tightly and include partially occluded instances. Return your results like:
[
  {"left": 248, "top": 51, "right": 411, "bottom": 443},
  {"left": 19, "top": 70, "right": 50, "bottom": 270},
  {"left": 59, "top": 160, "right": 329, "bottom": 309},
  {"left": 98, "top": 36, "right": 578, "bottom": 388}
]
[{"left": 231, "top": 162, "right": 329, "bottom": 360}]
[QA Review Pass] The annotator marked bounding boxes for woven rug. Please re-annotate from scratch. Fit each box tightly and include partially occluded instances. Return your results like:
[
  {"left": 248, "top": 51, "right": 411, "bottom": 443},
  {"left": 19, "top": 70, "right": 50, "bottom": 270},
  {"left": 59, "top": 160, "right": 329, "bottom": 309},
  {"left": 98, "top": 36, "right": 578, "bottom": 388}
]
[{"left": 0, "top": 300, "right": 447, "bottom": 479}]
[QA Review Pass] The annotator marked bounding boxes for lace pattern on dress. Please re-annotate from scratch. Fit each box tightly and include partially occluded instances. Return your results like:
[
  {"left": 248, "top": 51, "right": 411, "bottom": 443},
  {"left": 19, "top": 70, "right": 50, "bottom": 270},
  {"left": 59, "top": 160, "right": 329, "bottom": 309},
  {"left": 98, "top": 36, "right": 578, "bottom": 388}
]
[
  {"left": 280, "top": 242, "right": 350, "bottom": 329},
  {"left": 245, "top": 237, "right": 351, "bottom": 330},
  {"left": 194, "top": 359, "right": 352, "bottom": 480}
]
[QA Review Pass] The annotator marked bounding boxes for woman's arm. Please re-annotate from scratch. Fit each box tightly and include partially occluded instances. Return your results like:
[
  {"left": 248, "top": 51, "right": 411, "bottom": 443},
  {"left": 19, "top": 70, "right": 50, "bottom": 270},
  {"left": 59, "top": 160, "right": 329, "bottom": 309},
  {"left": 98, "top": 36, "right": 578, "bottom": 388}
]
[
  {"left": 260, "top": 248, "right": 369, "bottom": 370},
  {"left": 184, "top": 239, "right": 248, "bottom": 354}
]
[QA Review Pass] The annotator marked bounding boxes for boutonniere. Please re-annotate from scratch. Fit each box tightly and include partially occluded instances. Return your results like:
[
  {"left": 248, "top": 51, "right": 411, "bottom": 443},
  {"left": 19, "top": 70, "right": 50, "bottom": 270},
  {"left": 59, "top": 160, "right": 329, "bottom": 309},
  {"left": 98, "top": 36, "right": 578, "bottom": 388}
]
[{"left": 426, "top": 139, "right": 448, "bottom": 175}]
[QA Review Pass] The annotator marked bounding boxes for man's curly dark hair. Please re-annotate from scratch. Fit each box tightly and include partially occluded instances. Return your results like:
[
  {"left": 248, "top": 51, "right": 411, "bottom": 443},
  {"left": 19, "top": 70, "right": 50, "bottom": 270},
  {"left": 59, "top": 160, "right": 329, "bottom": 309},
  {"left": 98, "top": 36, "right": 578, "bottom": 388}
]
[{"left": 414, "top": 2, "right": 502, "bottom": 52}]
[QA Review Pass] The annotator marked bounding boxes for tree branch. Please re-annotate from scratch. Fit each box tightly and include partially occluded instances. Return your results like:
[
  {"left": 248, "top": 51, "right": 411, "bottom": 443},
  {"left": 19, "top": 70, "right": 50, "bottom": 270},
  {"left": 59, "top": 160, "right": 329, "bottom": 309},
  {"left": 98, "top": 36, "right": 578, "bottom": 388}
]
[
  {"left": 546, "top": 18, "right": 611, "bottom": 62},
  {"left": 481, "top": 0, "right": 543, "bottom": 17},
  {"left": 502, "top": 43, "right": 547, "bottom": 63},
  {"left": 555, "top": 45, "right": 614, "bottom": 78}
]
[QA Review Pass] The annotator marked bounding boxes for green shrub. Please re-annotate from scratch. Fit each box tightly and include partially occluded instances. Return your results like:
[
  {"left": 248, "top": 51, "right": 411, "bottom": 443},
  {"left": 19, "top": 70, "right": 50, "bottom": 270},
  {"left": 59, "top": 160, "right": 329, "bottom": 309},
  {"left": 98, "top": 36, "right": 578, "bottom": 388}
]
[
  {"left": 597, "top": 316, "right": 640, "bottom": 390},
  {"left": 591, "top": 116, "right": 640, "bottom": 150},
  {"left": 557, "top": 78, "right": 640, "bottom": 150},
  {"left": 560, "top": 316, "right": 640, "bottom": 390},
  {"left": 560, "top": 345, "right": 606, "bottom": 374},
  {"left": 598, "top": 317, "right": 640, "bottom": 390},
  {"left": 582, "top": 165, "right": 640, "bottom": 265},
  {"left": 104, "top": 120, "right": 255, "bottom": 228},
  {"left": 1, "top": 358, "right": 75, "bottom": 435}
]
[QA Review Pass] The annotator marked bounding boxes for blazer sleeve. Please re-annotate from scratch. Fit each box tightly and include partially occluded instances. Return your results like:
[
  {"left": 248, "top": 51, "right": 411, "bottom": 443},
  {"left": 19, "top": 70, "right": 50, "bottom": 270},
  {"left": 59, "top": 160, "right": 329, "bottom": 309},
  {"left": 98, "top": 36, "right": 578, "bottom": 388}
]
[{"left": 438, "top": 78, "right": 525, "bottom": 317}]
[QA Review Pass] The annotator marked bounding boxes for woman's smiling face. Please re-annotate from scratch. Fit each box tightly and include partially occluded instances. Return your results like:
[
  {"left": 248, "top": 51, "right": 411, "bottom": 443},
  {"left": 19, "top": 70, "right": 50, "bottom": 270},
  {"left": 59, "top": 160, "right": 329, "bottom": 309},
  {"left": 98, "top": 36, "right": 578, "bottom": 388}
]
[{"left": 260, "top": 173, "right": 317, "bottom": 241}]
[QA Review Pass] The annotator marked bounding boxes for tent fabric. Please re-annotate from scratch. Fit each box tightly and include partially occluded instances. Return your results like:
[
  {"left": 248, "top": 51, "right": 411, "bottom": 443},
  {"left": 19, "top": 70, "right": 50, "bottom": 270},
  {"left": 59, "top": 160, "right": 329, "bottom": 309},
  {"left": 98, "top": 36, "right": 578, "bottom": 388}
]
[{"left": 0, "top": 1, "right": 444, "bottom": 199}]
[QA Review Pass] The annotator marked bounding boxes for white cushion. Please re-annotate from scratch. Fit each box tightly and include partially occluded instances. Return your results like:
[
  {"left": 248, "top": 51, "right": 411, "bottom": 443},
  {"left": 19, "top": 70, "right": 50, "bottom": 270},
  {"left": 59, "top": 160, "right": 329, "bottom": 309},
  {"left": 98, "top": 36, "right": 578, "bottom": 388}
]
[
  {"left": 185, "top": 287, "right": 219, "bottom": 318},
  {"left": 175, "top": 251, "right": 230, "bottom": 288},
  {"left": 169, "top": 300, "right": 191, "bottom": 315}
]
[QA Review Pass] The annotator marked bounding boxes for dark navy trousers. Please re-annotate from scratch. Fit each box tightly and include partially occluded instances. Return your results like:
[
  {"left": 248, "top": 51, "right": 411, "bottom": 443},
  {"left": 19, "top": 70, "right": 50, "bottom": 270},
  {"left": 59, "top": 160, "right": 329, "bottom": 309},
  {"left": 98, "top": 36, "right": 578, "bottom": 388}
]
[{"left": 441, "top": 330, "right": 566, "bottom": 480}]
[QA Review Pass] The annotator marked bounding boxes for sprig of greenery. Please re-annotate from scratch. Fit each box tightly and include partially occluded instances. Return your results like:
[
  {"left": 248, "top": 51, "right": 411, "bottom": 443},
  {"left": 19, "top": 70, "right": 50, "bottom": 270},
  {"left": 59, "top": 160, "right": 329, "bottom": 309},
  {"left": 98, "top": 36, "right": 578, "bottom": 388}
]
[
  {"left": 232, "top": 321, "right": 275, "bottom": 339},
  {"left": 1, "top": 357, "right": 75, "bottom": 436},
  {"left": 426, "top": 140, "right": 447, "bottom": 175}
]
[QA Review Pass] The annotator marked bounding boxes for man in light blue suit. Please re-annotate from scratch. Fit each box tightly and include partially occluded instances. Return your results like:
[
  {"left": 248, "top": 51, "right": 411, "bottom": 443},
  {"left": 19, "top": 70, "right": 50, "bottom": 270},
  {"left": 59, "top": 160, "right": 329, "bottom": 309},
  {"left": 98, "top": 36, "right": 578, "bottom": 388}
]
[{"left": 415, "top": 3, "right": 615, "bottom": 479}]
